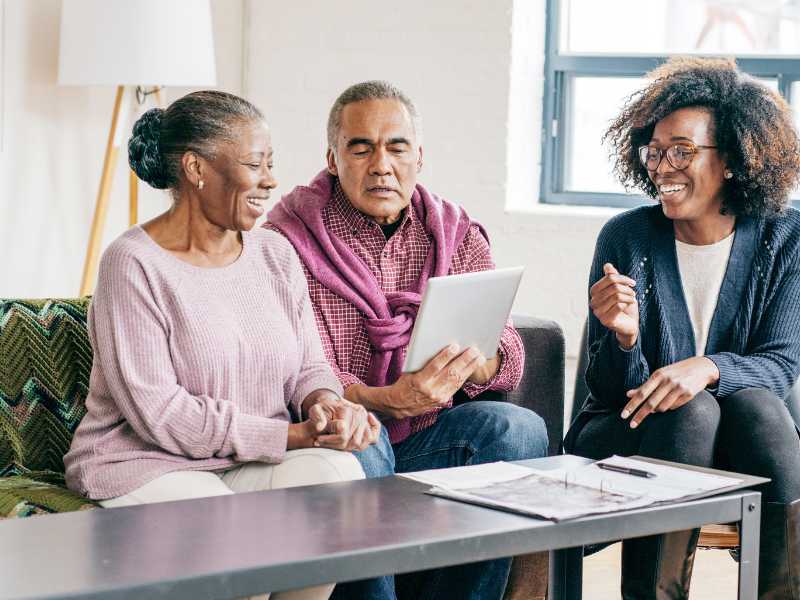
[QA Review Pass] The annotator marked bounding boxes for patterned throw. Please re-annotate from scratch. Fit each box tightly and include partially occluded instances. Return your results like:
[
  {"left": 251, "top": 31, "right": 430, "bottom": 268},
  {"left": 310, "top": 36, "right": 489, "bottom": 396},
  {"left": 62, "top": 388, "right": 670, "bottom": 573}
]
[{"left": 0, "top": 298, "right": 98, "bottom": 517}]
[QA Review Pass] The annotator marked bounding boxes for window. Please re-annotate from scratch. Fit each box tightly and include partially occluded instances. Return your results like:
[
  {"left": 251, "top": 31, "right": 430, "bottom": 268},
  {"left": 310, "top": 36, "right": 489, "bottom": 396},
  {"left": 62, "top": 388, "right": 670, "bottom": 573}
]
[{"left": 541, "top": 0, "right": 800, "bottom": 207}]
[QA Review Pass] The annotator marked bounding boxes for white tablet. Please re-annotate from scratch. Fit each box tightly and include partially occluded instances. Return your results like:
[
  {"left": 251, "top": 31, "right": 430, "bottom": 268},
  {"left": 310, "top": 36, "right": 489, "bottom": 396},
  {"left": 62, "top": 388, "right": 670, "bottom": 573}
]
[{"left": 402, "top": 266, "right": 525, "bottom": 373}]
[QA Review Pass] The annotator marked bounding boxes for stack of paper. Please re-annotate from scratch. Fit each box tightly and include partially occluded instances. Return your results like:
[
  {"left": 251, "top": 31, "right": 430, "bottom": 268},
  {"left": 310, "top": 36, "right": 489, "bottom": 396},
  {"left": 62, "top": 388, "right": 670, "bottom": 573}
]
[{"left": 399, "top": 456, "right": 744, "bottom": 521}]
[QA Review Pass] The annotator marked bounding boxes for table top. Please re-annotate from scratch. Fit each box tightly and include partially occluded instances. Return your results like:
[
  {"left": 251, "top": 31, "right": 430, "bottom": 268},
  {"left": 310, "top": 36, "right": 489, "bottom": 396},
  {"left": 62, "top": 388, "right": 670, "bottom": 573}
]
[{"left": 0, "top": 456, "right": 764, "bottom": 600}]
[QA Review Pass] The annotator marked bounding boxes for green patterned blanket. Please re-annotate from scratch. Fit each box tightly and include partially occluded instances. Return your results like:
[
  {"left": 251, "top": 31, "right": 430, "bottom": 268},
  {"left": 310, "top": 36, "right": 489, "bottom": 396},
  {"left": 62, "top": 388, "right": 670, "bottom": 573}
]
[{"left": 0, "top": 298, "right": 99, "bottom": 517}]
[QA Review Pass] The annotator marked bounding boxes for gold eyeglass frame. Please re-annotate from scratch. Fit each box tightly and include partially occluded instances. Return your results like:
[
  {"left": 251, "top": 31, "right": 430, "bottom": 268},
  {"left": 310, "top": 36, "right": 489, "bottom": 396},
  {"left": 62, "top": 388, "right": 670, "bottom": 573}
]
[{"left": 638, "top": 142, "right": 718, "bottom": 171}]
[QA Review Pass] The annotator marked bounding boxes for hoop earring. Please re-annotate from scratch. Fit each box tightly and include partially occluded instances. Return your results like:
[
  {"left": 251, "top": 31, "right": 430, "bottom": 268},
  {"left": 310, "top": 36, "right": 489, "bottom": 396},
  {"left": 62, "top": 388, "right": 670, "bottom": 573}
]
[{"left": 198, "top": 180, "right": 205, "bottom": 190}]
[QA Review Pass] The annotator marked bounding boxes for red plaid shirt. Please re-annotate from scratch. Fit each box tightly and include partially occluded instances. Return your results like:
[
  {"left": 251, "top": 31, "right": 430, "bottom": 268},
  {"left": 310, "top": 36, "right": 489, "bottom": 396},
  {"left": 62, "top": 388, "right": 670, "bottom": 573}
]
[{"left": 266, "top": 182, "right": 524, "bottom": 437}]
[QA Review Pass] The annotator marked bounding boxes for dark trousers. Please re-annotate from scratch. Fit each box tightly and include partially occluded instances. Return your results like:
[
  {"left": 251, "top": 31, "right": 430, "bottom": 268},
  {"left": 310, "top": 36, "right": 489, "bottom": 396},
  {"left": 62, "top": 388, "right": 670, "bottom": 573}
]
[
  {"left": 567, "top": 388, "right": 800, "bottom": 598},
  {"left": 569, "top": 388, "right": 800, "bottom": 503}
]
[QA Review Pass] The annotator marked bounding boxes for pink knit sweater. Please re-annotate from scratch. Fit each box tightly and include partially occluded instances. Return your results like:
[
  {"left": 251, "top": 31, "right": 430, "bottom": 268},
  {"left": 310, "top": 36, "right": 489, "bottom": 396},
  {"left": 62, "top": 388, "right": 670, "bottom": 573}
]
[{"left": 64, "top": 226, "right": 342, "bottom": 500}]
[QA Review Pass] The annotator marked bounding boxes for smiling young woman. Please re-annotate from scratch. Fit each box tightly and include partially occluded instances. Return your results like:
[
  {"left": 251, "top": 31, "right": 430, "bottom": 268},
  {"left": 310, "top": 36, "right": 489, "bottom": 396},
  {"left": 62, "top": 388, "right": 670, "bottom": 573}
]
[{"left": 564, "top": 57, "right": 800, "bottom": 599}]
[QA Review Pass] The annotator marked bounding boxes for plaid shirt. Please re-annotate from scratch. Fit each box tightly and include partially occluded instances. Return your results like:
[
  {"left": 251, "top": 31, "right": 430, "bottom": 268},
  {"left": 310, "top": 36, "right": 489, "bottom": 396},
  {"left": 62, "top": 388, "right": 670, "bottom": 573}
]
[{"left": 266, "top": 182, "right": 524, "bottom": 437}]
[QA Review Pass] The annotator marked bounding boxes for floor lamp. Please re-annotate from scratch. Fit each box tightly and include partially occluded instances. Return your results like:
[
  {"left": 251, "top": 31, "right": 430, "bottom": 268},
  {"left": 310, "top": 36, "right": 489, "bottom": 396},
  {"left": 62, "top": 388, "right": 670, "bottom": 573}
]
[{"left": 57, "top": 0, "right": 217, "bottom": 296}]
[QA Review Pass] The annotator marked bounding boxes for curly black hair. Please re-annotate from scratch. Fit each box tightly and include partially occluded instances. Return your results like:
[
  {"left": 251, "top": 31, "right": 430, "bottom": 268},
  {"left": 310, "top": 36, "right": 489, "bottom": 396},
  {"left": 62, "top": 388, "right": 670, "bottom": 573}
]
[{"left": 604, "top": 56, "right": 800, "bottom": 216}]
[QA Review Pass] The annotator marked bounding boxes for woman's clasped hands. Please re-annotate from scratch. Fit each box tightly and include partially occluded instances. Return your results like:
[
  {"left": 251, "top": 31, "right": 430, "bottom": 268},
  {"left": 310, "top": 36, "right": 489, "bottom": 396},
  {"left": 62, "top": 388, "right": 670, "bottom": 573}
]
[{"left": 289, "top": 390, "right": 381, "bottom": 452}]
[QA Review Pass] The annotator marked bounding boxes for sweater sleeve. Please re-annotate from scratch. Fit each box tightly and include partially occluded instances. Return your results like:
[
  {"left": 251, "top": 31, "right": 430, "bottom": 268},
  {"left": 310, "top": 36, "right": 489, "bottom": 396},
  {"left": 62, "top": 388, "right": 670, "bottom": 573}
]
[
  {"left": 293, "top": 259, "right": 367, "bottom": 392},
  {"left": 585, "top": 224, "right": 651, "bottom": 408},
  {"left": 286, "top": 252, "right": 345, "bottom": 420},
  {"left": 264, "top": 222, "right": 364, "bottom": 391},
  {"left": 456, "top": 225, "right": 525, "bottom": 397},
  {"left": 706, "top": 264, "right": 800, "bottom": 400},
  {"left": 91, "top": 247, "right": 289, "bottom": 463}
]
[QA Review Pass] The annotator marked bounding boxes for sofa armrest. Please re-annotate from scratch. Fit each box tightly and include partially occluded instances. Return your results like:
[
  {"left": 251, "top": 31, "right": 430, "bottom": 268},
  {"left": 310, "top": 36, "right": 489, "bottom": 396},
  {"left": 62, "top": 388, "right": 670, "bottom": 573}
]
[
  {"left": 510, "top": 314, "right": 565, "bottom": 456},
  {"left": 461, "top": 314, "right": 565, "bottom": 456}
]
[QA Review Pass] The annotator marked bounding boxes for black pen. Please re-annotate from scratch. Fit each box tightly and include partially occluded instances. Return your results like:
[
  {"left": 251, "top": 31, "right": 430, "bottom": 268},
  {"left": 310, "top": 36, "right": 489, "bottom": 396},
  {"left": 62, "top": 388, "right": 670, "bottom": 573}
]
[{"left": 596, "top": 462, "right": 656, "bottom": 478}]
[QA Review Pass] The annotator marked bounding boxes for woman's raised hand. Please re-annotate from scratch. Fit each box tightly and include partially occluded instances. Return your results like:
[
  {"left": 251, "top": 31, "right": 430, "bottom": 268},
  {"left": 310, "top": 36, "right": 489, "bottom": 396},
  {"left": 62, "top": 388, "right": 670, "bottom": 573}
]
[{"left": 589, "top": 263, "right": 639, "bottom": 349}]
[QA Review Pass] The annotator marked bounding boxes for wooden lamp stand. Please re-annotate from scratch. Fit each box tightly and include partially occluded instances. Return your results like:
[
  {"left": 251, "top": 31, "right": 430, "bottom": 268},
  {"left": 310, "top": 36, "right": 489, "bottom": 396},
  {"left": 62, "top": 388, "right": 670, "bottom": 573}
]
[
  {"left": 78, "top": 85, "right": 161, "bottom": 296},
  {"left": 59, "top": 0, "right": 216, "bottom": 295}
]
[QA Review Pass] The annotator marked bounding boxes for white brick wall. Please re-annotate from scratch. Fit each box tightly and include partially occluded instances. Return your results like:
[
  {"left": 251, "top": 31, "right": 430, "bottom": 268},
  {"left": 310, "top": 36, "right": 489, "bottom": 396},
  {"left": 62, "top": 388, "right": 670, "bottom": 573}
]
[{"left": 0, "top": 0, "right": 245, "bottom": 297}]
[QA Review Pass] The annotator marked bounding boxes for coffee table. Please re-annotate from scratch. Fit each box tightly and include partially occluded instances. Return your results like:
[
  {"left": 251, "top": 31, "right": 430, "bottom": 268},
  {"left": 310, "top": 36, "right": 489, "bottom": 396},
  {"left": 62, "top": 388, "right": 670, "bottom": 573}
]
[{"left": 0, "top": 455, "right": 764, "bottom": 599}]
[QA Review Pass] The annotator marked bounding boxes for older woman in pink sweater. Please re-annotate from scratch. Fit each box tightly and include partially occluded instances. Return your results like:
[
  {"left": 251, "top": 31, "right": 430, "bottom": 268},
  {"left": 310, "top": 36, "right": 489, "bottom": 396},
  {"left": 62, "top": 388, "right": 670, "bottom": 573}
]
[{"left": 65, "top": 91, "right": 380, "bottom": 600}]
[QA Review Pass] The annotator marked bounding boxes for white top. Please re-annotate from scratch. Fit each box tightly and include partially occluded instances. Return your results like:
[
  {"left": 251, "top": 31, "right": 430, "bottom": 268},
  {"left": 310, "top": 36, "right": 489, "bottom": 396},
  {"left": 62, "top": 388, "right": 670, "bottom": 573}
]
[{"left": 675, "top": 232, "right": 735, "bottom": 356}]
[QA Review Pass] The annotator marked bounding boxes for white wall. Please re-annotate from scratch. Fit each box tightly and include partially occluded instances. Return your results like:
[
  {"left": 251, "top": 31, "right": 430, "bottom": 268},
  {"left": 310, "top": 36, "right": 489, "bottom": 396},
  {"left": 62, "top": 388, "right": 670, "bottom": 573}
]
[
  {"left": 1, "top": 0, "right": 620, "bottom": 415},
  {"left": 243, "top": 0, "right": 616, "bottom": 409},
  {"left": 0, "top": 0, "right": 244, "bottom": 297}
]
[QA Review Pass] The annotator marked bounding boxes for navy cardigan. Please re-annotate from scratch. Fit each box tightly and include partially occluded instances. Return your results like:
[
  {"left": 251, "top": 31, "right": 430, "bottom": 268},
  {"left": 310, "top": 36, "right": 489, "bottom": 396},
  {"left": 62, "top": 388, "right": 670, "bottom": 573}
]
[{"left": 575, "top": 205, "right": 800, "bottom": 426}]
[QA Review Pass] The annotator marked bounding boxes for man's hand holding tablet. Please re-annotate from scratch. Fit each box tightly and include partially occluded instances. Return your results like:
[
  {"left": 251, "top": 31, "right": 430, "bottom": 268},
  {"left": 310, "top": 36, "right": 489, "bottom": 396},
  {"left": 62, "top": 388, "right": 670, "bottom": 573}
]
[
  {"left": 345, "top": 267, "right": 524, "bottom": 419},
  {"left": 379, "top": 344, "right": 488, "bottom": 418},
  {"left": 344, "top": 343, "right": 489, "bottom": 419},
  {"left": 467, "top": 353, "right": 501, "bottom": 385},
  {"left": 389, "top": 266, "right": 525, "bottom": 417},
  {"left": 403, "top": 266, "right": 525, "bottom": 371}
]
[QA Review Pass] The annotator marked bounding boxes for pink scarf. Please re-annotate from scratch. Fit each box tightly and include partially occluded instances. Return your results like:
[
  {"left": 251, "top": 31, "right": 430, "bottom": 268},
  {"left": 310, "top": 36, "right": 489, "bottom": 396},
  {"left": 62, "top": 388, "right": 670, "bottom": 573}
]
[{"left": 267, "top": 170, "right": 485, "bottom": 443}]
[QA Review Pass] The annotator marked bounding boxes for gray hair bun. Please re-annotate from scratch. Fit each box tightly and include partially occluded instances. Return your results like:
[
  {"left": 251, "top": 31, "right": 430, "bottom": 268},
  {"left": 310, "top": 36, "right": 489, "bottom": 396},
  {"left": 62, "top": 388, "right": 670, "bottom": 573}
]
[{"left": 128, "top": 108, "right": 169, "bottom": 189}]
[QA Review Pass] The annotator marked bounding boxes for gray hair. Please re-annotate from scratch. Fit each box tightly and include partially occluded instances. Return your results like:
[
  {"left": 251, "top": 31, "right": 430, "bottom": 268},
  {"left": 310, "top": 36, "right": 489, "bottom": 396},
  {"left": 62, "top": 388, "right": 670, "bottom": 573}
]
[
  {"left": 326, "top": 80, "right": 422, "bottom": 150},
  {"left": 128, "top": 90, "right": 264, "bottom": 190}
]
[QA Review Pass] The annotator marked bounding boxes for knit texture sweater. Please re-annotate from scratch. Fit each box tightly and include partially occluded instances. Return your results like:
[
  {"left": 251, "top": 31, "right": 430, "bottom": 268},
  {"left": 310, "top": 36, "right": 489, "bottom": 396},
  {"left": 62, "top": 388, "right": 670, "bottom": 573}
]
[
  {"left": 577, "top": 205, "right": 800, "bottom": 422},
  {"left": 64, "top": 227, "right": 342, "bottom": 500}
]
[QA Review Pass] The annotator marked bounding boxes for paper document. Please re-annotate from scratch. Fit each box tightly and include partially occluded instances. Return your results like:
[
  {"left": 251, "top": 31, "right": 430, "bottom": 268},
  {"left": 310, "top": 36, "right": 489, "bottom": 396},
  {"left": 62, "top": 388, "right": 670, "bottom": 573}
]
[
  {"left": 557, "top": 455, "right": 743, "bottom": 503},
  {"left": 398, "top": 461, "right": 535, "bottom": 488},
  {"left": 416, "top": 455, "right": 743, "bottom": 522}
]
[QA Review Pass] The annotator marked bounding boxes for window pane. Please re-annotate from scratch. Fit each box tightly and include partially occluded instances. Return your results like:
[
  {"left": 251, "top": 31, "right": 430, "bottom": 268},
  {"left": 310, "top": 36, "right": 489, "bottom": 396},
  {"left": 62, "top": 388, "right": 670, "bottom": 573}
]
[
  {"left": 758, "top": 78, "right": 780, "bottom": 91},
  {"left": 561, "top": 0, "right": 800, "bottom": 55},
  {"left": 793, "top": 82, "right": 800, "bottom": 128},
  {"left": 565, "top": 77, "right": 645, "bottom": 194}
]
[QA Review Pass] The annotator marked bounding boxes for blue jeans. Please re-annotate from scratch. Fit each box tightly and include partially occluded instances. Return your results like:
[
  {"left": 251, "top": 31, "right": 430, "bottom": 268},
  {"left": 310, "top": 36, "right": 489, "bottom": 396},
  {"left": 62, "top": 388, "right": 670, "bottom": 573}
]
[{"left": 331, "top": 401, "right": 549, "bottom": 600}]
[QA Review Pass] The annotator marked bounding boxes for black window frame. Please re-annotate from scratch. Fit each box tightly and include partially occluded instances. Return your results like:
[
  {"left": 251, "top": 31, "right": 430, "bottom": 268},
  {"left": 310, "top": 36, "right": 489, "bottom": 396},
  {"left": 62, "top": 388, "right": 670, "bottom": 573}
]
[{"left": 541, "top": 0, "right": 800, "bottom": 207}]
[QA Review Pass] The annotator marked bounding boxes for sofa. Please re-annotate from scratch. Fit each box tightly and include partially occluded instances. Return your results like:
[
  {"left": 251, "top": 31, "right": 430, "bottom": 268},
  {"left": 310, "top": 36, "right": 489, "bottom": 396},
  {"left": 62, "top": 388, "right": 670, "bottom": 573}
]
[
  {"left": 0, "top": 298, "right": 565, "bottom": 521},
  {"left": 0, "top": 298, "right": 96, "bottom": 518}
]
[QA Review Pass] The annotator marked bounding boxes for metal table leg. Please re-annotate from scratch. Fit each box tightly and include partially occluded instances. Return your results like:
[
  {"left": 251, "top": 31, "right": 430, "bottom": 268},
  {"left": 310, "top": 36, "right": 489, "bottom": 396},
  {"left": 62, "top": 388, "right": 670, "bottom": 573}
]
[
  {"left": 550, "top": 547, "right": 583, "bottom": 600},
  {"left": 737, "top": 493, "right": 761, "bottom": 599}
]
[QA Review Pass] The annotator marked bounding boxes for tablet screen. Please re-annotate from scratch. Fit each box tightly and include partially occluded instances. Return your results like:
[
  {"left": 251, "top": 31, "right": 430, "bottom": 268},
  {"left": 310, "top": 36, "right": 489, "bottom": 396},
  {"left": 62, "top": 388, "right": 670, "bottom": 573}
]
[{"left": 402, "top": 266, "right": 524, "bottom": 373}]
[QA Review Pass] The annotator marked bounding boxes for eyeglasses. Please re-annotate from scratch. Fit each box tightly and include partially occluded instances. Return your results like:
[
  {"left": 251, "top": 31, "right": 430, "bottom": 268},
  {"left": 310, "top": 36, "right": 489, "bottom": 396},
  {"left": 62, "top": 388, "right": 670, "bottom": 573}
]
[{"left": 638, "top": 143, "right": 717, "bottom": 171}]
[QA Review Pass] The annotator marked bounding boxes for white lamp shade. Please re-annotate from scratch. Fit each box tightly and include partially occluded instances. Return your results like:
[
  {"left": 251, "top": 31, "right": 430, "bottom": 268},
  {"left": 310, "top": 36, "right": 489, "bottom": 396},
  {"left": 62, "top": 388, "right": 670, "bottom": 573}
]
[{"left": 58, "top": 0, "right": 217, "bottom": 87}]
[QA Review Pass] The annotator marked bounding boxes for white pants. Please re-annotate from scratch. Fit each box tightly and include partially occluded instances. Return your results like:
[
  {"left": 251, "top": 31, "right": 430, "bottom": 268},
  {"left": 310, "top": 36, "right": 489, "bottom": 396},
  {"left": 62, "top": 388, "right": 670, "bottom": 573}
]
[{"left": 101, "top": 449, "right": 365, "bottom": 600}]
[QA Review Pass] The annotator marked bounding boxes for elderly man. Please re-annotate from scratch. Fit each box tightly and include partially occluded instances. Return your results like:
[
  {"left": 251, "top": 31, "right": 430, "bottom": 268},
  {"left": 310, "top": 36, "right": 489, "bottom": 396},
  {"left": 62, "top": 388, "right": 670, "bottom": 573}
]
[{"left": 266, "top": 81, "right": 548, "bottom": 600}]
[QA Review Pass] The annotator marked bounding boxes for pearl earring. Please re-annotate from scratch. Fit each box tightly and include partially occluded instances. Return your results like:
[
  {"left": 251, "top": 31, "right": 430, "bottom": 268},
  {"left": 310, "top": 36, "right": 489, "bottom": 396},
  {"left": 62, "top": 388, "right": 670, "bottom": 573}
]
[
  {"left": 724, "top": 171, "right": 733, "bottom": 179},
  {"left": 198, "top": 180, "right": 205, "bottom": 190}
]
